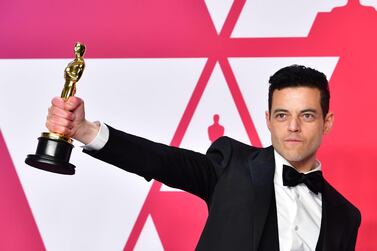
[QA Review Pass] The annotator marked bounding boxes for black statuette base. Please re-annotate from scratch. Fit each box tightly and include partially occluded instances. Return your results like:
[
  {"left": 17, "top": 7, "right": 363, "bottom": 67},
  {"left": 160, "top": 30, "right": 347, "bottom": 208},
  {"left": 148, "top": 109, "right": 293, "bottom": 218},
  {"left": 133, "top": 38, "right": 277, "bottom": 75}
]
[{"left": 25, "top": 136, "right": 75, "bottom": 175}]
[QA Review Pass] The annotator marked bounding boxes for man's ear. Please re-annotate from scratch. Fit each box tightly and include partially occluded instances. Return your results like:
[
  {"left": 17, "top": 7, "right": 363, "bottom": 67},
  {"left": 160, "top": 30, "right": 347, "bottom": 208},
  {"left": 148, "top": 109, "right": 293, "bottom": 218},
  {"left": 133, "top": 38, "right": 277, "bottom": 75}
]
[
  {"left": 265, "top": 111, "right": 271, "bottom": 131},
  {"left": 323, "top": 112, "right": 334, "bottom": 134}
]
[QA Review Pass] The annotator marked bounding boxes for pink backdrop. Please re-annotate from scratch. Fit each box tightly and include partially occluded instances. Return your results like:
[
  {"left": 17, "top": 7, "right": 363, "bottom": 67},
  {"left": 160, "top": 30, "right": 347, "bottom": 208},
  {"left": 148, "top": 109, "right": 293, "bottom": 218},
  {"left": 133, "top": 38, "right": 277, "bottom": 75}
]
[{"left": 1, "top": 0, "right": 376, "bottom": 250}]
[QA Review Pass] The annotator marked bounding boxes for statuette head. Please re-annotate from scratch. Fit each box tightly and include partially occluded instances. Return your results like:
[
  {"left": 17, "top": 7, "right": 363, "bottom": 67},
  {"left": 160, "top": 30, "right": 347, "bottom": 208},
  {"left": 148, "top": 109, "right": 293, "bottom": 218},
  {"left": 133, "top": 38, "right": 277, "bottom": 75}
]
[{"left": 74, "top": 42, "right": 86, "bottom": 58}]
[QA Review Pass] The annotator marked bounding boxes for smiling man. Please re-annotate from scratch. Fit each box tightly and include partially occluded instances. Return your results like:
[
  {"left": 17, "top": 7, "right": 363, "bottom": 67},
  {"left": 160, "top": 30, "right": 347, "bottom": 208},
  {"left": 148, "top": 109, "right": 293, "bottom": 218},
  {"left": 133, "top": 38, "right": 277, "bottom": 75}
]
[{"left": 46, "top": 64, "right": 360, "bottom": 250}]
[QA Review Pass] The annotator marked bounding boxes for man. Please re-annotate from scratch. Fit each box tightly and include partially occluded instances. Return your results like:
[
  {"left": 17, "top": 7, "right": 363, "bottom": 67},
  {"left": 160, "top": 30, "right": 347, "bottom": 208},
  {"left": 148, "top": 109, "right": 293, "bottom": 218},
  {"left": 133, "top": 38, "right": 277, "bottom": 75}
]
[{"left": 46, "top": 65, "right": 361, "bottom": 250}]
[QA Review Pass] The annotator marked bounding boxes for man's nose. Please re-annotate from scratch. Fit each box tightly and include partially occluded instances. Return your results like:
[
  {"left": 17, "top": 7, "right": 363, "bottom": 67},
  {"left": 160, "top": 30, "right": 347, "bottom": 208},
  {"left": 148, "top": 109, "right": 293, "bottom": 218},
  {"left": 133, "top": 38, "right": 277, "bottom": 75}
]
[{"left": 288, "top": 117, "right": 301, "bottom": 132}]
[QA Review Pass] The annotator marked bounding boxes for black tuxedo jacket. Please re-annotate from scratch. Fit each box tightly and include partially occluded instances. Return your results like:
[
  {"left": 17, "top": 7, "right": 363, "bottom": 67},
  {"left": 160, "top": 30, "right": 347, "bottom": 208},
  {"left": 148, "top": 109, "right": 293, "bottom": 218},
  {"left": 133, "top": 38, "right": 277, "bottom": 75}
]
[{"left": 84, "top": 126, "right": 361, "bottom": 251}]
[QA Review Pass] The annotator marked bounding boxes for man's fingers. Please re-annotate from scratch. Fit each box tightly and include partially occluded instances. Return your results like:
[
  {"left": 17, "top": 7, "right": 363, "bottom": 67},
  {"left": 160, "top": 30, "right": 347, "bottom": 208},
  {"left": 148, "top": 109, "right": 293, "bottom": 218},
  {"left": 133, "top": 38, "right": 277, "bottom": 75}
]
[
  {"left": 47, "top": 96, "right": 85, "bottom": 139},
  {"left": 51, "top": 96, "right": 83, "bottom": 112},
  {"left": 47, "top": 113, "right": 74, "bottom": 129},
  {"left": 51, "top": 97, "right": 65, "bottom": 108},
  {"left": 45, "top": 120, "right": 72, "bottom": 136},
  {"left": 47, "top": 103, "right": 75, "bottom": 136},
  {"left": 48, "top": 106, "right": 75, "bottom": 121},
  {"left": 65, "top": 96, "right": 84, "bottom": 111}
]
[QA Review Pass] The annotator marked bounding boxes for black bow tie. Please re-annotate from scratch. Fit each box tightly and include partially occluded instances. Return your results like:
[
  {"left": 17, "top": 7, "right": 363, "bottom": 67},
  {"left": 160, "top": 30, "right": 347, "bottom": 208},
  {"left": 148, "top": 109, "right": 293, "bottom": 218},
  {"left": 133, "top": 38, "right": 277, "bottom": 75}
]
[{"left": 282, "top": 165, "right": 324, "bottom": 194}]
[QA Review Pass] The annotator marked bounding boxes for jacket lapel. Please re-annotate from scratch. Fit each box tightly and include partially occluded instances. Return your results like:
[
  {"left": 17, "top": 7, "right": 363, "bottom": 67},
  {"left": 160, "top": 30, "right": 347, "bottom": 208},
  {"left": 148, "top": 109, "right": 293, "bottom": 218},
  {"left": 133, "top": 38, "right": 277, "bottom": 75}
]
[
  {"left": 316, "top": 180, "right": 344, "bottom": 251},
  {"left": 248, "top": 146, "right": 277, "bottom": 250}
]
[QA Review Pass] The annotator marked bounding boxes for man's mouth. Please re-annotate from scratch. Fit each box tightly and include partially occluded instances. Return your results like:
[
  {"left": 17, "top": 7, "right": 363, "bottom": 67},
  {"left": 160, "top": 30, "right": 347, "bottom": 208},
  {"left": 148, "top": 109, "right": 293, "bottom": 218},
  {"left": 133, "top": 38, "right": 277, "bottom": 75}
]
[{"left": 285, "top": 138, "right": 303, "bottom": 143}]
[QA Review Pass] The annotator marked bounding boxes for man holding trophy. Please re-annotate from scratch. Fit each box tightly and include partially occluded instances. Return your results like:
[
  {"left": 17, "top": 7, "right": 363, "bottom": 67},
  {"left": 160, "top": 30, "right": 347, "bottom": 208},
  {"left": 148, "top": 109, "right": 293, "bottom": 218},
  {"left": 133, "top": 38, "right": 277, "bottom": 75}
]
[{"left": 27, "top": 44, "right": 360, "bottom": 250}]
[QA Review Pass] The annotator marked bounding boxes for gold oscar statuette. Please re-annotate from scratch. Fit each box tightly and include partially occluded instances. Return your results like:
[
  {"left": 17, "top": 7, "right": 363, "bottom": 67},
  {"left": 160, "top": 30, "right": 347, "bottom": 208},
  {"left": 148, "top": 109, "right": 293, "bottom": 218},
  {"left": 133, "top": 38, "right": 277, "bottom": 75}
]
[{"left": 25, "top": 42, "right": 86, "bottom": 175}]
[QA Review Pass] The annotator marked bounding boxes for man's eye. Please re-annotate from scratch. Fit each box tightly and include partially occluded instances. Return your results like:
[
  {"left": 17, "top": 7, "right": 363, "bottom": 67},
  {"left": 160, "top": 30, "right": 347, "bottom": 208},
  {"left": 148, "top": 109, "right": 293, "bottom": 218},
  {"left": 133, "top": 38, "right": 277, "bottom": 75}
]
[
  {"left": 275, "top": 113, "right": 287, "bottom": 120},
  {"left": 302, "top": 113, "right": 315, "bottom": 121}
]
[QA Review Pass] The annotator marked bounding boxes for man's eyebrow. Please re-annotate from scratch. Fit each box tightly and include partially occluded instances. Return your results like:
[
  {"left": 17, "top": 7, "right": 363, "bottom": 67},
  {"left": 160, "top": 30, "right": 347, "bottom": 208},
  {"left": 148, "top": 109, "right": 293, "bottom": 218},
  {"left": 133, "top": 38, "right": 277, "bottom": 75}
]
[
  {"left": 300, "top": 109, "right": 318, "bottom": 114},
  {"left": 272, "top": 109, "right": 319, "bottom": 114},
  {"left": 272, "top": 109, "right": 289, "bottom": 114}
]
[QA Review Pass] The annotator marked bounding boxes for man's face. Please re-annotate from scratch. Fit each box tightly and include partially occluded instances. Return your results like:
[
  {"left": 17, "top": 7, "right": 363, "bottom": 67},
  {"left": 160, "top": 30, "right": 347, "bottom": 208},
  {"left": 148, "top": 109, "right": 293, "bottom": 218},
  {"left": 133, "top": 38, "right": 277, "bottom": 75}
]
[{"left": 266, "top": 87, "right": 333, "bottom": 171}]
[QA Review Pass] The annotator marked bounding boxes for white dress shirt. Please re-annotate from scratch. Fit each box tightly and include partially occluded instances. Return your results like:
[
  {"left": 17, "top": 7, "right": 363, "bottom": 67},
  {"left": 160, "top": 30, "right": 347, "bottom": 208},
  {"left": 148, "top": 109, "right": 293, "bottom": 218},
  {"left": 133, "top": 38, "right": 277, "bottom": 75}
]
[
  {"left": 82, "top": 121, "right": 109, "bottom": 151},
  {"left": 84, "top": 124, "right": 322, "bottom": 250},
  {"left": 274, "top": 150, "right": 322, "bottom": 251}
]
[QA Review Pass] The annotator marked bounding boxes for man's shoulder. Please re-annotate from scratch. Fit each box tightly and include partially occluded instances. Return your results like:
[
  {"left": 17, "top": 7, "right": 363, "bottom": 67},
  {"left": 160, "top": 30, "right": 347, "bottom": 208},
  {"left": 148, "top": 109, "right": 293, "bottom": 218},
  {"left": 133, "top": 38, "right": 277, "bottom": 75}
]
[
  {"left": 207, "top": 136, "right": 274, "bottom": 164},
  {"left": 208, "top": 136, "right": 265, "bottom": 153}
]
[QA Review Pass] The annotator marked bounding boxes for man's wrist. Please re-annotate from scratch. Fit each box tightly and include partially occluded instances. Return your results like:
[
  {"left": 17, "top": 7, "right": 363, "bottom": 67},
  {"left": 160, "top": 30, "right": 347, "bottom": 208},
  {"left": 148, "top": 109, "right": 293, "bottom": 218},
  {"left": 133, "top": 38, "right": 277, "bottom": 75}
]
[
  {"left": 81, "top": 121, "right": 109, "bottom": 151},
  {"left": 75, "top": 120, "right": 101, "bottom": 145}
]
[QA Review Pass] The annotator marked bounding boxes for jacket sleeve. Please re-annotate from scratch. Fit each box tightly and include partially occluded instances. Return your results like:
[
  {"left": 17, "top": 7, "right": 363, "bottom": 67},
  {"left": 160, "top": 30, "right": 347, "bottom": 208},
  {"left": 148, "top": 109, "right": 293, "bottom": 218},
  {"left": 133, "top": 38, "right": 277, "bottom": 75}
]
[{"left": 83, "top": 125, "right": 232, "bottom": 202}]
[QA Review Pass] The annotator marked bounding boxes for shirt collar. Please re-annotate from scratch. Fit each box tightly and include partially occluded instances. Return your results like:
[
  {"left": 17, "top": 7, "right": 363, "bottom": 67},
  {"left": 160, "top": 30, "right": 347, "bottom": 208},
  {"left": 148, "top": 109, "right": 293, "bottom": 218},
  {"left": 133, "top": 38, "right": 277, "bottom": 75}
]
[{"left": 273, "top": 150, "right": 322, "bottom": 186}]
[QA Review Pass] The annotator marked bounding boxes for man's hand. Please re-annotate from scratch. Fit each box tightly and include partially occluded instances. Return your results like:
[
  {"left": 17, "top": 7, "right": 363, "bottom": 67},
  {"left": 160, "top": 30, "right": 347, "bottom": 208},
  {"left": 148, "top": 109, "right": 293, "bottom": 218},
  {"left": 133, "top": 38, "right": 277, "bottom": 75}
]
[{"left": 46, "top": 97, "right": 99, "bottom": 144}]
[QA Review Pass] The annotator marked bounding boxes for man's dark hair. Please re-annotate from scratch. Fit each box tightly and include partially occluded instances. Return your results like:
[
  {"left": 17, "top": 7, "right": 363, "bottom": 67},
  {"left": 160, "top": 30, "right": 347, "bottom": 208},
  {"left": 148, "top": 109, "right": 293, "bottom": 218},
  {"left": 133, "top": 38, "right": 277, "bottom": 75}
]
[{"left": 268, "top": 64, "right": 330, "bottom": 118}]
